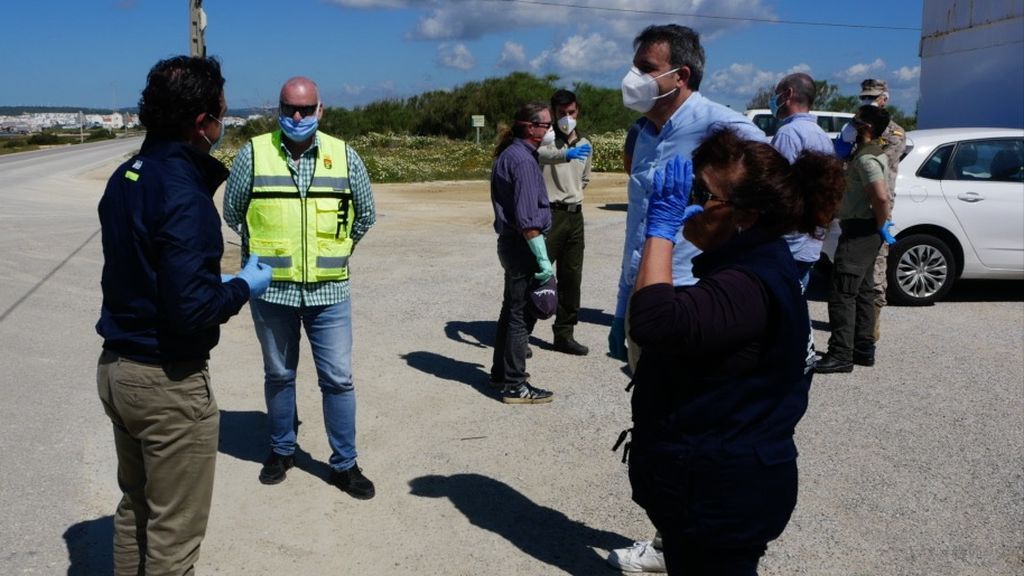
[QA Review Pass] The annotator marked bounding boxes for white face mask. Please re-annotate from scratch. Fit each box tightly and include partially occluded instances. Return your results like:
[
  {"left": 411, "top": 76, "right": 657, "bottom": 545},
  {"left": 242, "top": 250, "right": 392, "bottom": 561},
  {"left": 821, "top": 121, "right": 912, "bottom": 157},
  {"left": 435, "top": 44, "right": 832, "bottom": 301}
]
[
  {"left": 557, "top": 115, "right": 576, "bottom": 135},
  {"left": 621, "top": 66, "right": 680, "bottom": 113},
  {"left": 540, "top": 127, "right": 556, "bottom": 146}
]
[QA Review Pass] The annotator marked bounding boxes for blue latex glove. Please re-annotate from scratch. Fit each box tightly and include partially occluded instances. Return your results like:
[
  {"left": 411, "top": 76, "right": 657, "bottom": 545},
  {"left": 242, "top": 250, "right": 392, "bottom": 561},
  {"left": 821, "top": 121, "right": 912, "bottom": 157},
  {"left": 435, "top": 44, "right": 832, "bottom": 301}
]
[
  {"left": 236, "top": 255, "right": 273, "bottom": 297},
  {"left": 526, "top": 235, "right": 553, "bottom": 283},
  {"left": 608, "top": 317, "right": 628, "bottom": 361},
  {"left": 565, "top": 143, "right": 591, "bottom": 161},
  {"left": 879, "top": 220, "right": 896, "bottom": 245},
  {"left": 645, "top": 155, "right": 704, "bottom": 242}
]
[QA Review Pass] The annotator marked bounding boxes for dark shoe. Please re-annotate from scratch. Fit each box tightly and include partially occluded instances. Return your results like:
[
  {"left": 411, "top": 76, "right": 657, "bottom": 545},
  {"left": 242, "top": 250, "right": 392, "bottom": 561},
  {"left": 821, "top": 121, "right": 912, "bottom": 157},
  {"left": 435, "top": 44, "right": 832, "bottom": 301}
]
[
  {"left": 814, "top": 354, "right": 854, "bottom": 374},
  {"left": 259, "top": 453, "right": 295, "bottom": 485},
  {"left": 553, "top": 337, "right": 589, "bottom": 356},
  {"left": 330, "top": 464, "right": 376, "bottom": 500},
  {"left": 501, "top": 383, "right": 554, "bottom": 404},
  {"left": 853, "top": 351, "right": 875, "bottom": 367}
]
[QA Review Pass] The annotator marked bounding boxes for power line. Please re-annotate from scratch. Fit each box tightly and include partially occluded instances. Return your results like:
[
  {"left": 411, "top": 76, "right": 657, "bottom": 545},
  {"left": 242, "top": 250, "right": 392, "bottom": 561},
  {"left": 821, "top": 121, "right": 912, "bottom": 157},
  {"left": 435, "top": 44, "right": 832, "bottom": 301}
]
[{"left": 488, "top": 0, "right": 921, "bottom": 32}]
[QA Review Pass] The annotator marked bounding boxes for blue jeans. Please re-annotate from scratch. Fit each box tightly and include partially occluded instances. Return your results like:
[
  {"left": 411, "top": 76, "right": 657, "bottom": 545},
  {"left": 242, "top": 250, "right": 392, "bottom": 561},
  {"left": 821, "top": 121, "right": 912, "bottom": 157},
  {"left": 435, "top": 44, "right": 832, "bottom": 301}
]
[
  {"left": 250, "top": 298, "right": 357, "bottom": 472},
  {"left": 490, "top": 234, "right": 534, "bottom": 386}
]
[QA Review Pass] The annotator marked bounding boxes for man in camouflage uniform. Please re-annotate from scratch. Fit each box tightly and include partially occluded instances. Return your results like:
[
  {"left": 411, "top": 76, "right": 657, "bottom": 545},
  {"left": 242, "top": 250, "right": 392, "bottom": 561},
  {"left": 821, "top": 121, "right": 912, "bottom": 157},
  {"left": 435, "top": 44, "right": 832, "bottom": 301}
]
[{"left": 858, "top": 78, "right": 905, "bottom": 340}]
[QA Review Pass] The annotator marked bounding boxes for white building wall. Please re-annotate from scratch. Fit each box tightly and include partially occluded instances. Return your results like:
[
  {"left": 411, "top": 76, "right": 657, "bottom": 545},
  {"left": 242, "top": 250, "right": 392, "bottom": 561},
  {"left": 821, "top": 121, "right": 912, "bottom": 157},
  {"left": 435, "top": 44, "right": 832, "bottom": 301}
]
[{"left": 918, "top": 0, "right": 1024, "bottom": 129}]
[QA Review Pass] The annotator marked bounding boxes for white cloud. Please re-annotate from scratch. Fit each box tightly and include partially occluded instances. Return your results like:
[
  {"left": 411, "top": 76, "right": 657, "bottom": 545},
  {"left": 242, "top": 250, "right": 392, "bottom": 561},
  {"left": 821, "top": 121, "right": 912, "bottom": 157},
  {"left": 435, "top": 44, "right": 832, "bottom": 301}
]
[
  {"left": 325, "top": 0, "right": 411, "bottom": 7},
  {"left": 437, "top": 43, "right": 476, "bottom": 70},
  {"left": 705, "top": 63, "right": 783, "bottom": 98},
  {"left": 323, "top": 81, "right": 398, "bottom": 107},
  {"left": 531, "top": 33, "right": 624, "bottom": 74},
  {"left": 834, "top": 58, "right": 887, "bottom": 84},
  {"left": 497, "top": 41, "right": 527, "bottom": 69},
  {"left": 327, "top": 0, "right": 776, "bottom": 42},
  {"left": 893, "top": 65, "right": 920, "bottom": 82}
]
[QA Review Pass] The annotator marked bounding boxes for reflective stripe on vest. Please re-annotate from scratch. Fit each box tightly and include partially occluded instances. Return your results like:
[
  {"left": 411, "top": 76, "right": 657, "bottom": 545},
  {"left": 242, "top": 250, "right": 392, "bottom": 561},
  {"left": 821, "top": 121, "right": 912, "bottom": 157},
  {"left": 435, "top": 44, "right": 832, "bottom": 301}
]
[{"left": 246, "top": 130, "right": 355, "bottom": 283}]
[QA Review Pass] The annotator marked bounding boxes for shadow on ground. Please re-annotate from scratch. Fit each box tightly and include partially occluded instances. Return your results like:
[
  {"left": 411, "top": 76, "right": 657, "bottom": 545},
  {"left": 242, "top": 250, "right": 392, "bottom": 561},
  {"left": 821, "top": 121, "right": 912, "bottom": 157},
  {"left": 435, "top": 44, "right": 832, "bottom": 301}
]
[
  {"left": 218, "top": 409, "right": 333, "bottom": 484},
  {"left": 578, "top": 307, "right": 615, "bottom": 328},
  {"left": 401, "top": 351, "right": 499, "bottom": 401},
  {"left": 942, "top": 279, "right": 1024, "bottom": 303},
  {"left": 63, "top": 515, "right": 113, "bottom": 576},
  {"left": 444, "top": 320, "right": 496, "bottom": 348},
  {"left": 409, "top": 473, "right": 630, "bottom": 575}
]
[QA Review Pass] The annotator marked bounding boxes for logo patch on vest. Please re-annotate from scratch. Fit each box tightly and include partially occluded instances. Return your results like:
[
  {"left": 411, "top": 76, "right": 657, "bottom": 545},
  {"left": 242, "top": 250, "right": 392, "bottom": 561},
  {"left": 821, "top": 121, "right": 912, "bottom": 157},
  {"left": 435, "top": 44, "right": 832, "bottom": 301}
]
[{"left": 323, "top": 155, "right": 333, "bottom": 169}]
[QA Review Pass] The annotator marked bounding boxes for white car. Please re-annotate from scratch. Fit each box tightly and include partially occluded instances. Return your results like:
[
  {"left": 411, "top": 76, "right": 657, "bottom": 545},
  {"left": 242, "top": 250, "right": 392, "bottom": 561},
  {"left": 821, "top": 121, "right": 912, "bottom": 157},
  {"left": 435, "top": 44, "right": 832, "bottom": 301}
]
[
  {"left": 824, "top": 128, "right": 1024, "bottom": 305},
  {"left": 745, "top": 109, "right": 854, "bottom": 139}
]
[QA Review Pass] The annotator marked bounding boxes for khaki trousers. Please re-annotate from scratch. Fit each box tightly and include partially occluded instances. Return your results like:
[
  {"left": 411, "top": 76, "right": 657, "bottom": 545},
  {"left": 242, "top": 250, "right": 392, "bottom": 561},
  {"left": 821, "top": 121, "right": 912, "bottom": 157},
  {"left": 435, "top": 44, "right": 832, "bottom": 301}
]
[{"left": 97, "top": 350, "right": 219, "bottom": 576}]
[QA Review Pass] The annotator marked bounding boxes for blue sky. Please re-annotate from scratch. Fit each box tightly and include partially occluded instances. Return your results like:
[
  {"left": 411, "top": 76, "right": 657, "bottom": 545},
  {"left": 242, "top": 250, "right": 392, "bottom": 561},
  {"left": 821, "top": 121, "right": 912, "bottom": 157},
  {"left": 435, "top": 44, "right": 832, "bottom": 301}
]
[{"left": 0, "top": 0, "right": 924, "bottom": 113}]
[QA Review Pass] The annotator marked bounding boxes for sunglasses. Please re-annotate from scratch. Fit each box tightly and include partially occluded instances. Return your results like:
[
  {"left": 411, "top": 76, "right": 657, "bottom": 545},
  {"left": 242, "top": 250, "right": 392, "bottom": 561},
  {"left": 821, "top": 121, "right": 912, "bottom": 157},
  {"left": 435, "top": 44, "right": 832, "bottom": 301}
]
[
  {"left": 689, "top": 178, "right": 732, "bottom": 206},
  {"left": 280, "top": 102, "right": 319, "bottom": 118}
]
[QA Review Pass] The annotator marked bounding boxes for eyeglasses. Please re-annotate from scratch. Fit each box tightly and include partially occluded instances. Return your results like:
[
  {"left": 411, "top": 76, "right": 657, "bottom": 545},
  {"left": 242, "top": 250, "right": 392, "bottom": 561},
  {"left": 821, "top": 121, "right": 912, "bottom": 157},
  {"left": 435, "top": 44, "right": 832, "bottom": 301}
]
[
  {"left": 859, "top": 96, "right": 878, "bottom": 103},
  {"left": 280, "top": 102, "right": 319, "bottom": 117},
  {"left": 689, "top": 178, "right": 732, "bottom": 206},
  {"left": 529, "top": 121, "right": 552, "bottom": 129}
]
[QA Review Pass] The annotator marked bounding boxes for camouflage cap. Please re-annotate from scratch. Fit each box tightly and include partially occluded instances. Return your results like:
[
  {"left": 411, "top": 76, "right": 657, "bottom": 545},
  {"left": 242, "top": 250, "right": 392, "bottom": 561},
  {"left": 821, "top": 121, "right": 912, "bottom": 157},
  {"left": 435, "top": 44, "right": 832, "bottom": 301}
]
[{"left": 860, "top": 78, "right": 888, "bottom": 97}]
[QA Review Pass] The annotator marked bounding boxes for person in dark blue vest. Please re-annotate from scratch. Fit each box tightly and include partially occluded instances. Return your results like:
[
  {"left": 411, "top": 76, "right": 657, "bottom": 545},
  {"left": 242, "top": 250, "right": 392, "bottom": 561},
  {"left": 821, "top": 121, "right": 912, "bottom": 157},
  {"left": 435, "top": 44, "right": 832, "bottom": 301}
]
[{"left": 625, "top": 128, "right": 845, "bottom": 575}]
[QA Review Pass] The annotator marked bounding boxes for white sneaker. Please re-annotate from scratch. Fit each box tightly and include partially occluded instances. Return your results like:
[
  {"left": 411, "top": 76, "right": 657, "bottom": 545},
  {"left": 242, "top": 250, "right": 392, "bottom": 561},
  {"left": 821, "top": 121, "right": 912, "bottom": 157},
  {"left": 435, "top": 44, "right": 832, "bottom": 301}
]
[{"left": 606, "top": 540, "right": 666, "bottom": 573}]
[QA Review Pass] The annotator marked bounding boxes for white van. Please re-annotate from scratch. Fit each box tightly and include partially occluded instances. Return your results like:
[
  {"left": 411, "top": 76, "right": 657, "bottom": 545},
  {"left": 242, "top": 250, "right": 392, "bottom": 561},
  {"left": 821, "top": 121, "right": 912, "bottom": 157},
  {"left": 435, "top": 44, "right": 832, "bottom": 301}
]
[{"left": 745, "top": 109, "right": 854, "bottom": 139}]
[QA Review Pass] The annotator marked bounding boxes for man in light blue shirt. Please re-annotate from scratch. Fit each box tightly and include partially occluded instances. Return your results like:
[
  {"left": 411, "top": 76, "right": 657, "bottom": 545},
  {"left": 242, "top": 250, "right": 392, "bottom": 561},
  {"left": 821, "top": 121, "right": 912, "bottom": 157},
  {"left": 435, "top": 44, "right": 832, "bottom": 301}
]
[
  {"left": 770, "top": 72, "right": 836, "bottom": 290},
  {"left": 609, "top": 24, "right": 765, "bottom": 368}
]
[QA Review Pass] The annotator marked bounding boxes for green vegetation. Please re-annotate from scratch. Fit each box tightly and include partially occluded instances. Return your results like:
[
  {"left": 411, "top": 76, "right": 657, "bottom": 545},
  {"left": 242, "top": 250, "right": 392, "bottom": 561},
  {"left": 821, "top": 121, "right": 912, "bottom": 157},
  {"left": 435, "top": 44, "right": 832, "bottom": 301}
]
[
  {"left": 0, "top": 128, "right": 118, "bottom": 155},
  {"left": 216, "top": 129, "right": 631, "bottom": 183},
  {"left": 219, "top": 71, "right": 638, "bottom": 182}
]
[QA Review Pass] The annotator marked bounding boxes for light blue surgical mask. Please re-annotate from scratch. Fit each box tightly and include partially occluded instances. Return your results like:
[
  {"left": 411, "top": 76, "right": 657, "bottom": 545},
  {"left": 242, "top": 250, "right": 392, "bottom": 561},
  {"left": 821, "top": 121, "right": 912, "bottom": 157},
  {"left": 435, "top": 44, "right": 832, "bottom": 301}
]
[
  {"left": 203, "top": 114, "right": 224, "bottom": 151},
  {"left": 279, "top": 113, "right": 319, "bottom": 142},
  {"left": 768, "top": 92, "right": 782, "bottom": 117}
]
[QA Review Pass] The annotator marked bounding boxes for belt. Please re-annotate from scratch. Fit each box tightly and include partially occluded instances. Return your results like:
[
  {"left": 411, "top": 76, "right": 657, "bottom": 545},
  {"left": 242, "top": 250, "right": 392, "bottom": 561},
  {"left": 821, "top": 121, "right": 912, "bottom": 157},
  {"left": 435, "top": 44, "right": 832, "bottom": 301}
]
[{"left": 550, "top": 202, "right": 582, "bottom": 213}]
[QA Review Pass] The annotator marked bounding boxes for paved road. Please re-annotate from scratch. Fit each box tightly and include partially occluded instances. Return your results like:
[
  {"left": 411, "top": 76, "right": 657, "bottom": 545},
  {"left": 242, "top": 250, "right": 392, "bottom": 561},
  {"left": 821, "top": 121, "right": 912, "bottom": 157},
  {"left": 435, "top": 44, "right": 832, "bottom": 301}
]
[
  {"left": 0, "top": 143, "right": 1021, "bottom": 575},
  {"left": 0, "top": 137, "right": 143, "bottom": 574}
]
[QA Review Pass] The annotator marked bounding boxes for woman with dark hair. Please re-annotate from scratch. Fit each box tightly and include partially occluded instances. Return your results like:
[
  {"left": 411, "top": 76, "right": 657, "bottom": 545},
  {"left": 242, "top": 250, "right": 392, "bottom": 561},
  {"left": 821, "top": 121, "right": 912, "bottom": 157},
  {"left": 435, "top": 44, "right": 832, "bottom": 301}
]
[
  {"left": 625, "top": 128, "right": 845, "bottom": 575},
  {"left": 489, "top": 102, "right": 557, "bottom": 403}
]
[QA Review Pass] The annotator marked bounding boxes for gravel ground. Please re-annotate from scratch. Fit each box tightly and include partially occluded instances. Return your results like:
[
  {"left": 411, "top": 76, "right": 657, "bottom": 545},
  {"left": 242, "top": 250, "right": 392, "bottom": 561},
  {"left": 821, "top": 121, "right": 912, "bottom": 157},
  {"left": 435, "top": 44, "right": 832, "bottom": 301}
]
[{"left": 2, "top": 161, "right": 1021, "bottom": 575}]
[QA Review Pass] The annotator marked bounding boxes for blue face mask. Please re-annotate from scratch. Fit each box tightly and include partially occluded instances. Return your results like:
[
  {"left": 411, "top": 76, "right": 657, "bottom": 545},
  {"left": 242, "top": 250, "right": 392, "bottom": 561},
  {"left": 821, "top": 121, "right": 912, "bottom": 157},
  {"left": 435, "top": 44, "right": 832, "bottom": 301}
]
[
  {"left": 279, "top": 113, "right": 319, "bottom": 142},
  {"left": 203, "top": 115, "right": 224, "bottom": 151},
  {"left": 768, "top": 92, "right": 781, "bottom": 117}
]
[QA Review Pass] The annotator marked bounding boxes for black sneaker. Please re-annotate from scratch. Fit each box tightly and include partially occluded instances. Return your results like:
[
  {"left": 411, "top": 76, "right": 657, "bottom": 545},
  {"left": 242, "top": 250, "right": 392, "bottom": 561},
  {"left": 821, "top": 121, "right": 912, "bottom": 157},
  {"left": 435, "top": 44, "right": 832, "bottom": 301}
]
[
  {"left": 553, "top": 337, "right": 589, "bottom": 356},
  {"left": 330, "top": 464, "right": 376, "bottom": 500},
  {"left": 501, "top": 383, "right": 554, "bottom": 404},
  {"left": 259, "top": 453, "right": 295, "bottom": 485}
]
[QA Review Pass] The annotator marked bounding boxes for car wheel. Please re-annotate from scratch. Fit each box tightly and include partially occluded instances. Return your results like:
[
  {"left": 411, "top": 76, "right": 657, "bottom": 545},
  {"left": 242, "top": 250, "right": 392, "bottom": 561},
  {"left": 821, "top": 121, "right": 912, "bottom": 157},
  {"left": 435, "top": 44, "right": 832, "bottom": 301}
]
[{"left": 886, "top": 234, "right": 957, "bottom": 306}]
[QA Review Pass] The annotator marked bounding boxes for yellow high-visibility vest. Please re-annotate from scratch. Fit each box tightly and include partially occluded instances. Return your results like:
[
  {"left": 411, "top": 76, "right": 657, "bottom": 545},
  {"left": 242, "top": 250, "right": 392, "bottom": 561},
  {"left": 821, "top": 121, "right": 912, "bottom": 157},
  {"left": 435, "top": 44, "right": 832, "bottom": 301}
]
[{"left": 246, "top": 131, "right": 354, "bottom": 283}]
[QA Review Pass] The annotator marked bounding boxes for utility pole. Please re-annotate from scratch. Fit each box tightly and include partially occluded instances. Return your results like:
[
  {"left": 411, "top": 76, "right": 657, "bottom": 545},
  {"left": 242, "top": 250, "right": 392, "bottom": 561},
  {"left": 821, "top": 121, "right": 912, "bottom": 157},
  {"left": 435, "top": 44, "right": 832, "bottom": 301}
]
[{"left": 189, "top": 0, "right": 207, "bottom": 57}]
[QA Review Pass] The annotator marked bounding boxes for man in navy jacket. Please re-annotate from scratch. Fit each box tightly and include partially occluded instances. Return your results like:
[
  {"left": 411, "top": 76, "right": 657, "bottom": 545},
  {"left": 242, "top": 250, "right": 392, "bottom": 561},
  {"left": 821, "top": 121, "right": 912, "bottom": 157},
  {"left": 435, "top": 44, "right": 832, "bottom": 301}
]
[{"left": 95, "top": 55, "right": 271, "bottom": 575}]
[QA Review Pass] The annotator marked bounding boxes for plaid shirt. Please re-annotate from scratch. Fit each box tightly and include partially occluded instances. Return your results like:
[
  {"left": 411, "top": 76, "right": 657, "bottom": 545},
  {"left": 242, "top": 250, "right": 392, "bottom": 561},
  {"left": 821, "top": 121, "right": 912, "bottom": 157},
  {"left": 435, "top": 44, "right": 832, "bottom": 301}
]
[{"left": 223, "top": 133, "right": 376, "bottom": 307}]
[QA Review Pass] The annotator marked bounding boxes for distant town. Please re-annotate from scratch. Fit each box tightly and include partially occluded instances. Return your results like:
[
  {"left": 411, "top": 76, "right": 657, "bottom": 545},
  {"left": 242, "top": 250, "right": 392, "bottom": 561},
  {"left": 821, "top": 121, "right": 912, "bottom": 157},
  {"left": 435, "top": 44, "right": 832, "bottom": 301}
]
[{"left": 0, "top": 108, "right": 259, "bottom": 134}]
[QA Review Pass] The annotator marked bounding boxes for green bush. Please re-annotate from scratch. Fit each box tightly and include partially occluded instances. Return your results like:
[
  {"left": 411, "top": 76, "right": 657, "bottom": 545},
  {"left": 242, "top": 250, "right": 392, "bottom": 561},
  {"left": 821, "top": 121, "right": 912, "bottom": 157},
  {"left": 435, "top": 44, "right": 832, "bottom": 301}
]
[
  {"left": 86, "top": 129, "right": 116, "bottom": 142},
  {"left": 28, "top": 132, "right": 60, "bottom": 145}
]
